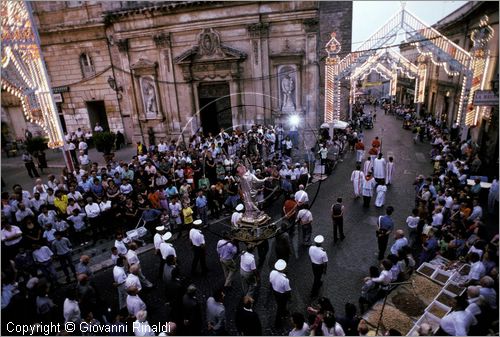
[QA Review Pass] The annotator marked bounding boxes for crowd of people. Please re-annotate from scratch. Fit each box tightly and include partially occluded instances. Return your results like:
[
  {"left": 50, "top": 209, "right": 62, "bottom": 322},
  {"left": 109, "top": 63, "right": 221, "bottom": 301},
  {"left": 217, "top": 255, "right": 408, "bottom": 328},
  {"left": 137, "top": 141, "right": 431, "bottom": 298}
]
[{"left": 1, "top": 102, "right": 498, "bottom": 336}]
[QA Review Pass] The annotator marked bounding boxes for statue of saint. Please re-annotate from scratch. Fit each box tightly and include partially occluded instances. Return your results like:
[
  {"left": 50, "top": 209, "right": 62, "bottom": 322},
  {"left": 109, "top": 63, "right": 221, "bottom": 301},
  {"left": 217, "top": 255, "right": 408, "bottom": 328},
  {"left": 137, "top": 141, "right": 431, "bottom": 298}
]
[
  {"left": 236, "top": 164, "right": 271, "bottom": 223},
  {"left": 142, "top": 78, "right": 157, "bottom": 116},
  {"left": 281, "top": 74, "right": 295, "bottom": 110}
]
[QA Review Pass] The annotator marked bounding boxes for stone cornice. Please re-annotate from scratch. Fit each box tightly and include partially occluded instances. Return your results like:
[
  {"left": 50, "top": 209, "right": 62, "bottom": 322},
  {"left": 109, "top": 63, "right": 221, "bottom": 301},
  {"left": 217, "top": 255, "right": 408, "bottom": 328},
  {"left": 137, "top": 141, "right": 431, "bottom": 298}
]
[{"left": 103, "top": 1, "right": 224, "bottom": 24}]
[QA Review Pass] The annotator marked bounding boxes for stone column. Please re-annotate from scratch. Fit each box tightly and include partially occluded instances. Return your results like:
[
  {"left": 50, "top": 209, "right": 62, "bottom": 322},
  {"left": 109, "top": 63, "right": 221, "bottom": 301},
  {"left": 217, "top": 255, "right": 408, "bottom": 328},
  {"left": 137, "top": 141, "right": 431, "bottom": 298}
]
[
  {"left": 248, "top": 22, "right": 271, "bottom": 124},
  {"left": 153, "top": 32, "right": 181, "bottom": 134}
]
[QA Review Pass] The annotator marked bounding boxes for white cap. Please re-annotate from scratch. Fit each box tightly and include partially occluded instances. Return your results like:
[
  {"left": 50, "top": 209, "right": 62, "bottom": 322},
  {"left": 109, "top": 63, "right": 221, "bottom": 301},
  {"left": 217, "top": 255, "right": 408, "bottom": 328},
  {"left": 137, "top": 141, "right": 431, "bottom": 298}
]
[
  {"left": 193, "top": 219, "right": 203, "bottom": 226},
  {"left": 274, "top": 259, "right": 287, "bottom": 271},
  {"left": 162, "top": 232, "right": 172, "bottom": 241},
  {"left": 155, "top": 226, "right": 165, "bottom": 232},
  {"left": 314, "top": 235, "right": 324, "bottom": 244},
  {"left": 235, "top": 204, "right": 244, "bottom": 212}
]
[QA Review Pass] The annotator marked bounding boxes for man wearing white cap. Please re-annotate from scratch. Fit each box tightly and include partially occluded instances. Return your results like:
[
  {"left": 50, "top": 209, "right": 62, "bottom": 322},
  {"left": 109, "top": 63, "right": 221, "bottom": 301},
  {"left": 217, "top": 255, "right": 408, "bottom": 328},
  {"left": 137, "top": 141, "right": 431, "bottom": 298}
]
[
  {"left": 159, "top": 232, "right": 176, "bottom": 259},
  {"left": 309, "top": 235, "right": 328, "bottom": 296},
  {"left": 269, "top": 259, "right": 291, "bottom": 327},
  {"left": 231, "top": 204, "right": 244, "bottom": 228},
  {"left": 189, "top": 220, "right": 207, "bottom": 275},
  {"left": 154, "top": 226, "right": 167, "bottom": 279}
]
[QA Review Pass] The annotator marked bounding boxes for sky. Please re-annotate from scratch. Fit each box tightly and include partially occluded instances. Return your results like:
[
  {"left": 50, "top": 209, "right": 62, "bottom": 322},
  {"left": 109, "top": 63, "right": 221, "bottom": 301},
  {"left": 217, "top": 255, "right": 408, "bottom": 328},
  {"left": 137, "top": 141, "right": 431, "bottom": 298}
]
[{"left": 352, "top": 1, "right": 469, "bottom": 50}]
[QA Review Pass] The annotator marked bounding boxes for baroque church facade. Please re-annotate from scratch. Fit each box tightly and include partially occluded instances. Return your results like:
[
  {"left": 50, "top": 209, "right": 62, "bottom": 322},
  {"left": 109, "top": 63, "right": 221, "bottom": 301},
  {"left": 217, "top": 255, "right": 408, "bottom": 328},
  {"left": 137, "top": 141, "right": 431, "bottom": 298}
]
[{"left": 1, "top": 1, "right": 352, "bottom": 147}]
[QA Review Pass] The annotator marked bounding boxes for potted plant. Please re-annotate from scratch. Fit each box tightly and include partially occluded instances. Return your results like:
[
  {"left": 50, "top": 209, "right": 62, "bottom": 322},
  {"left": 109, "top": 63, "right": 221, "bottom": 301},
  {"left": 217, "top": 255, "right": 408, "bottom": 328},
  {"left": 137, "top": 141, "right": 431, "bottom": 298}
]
[{"left": 93, "top": 131, "right": 116, "bottom": 162}]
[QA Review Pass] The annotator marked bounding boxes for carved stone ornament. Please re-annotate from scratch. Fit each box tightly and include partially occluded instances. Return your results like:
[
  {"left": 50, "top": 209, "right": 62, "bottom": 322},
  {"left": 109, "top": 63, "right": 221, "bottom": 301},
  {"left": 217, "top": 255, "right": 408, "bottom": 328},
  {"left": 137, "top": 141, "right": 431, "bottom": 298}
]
[
  {"left": 303, "top": 18, "right": 319, "bottom": 33},
  {"left": 153, "top": 32, "right": 171, "bottom": 49},
  {"left": 247, "top": 22, "right": 269, "bottom": 38},
  {"left": 198, "top": 28, "right": 223, "bottom": 57},
  {"left": 130, "top": 58, "right": 158, "bottom": 76},
  {"left": 116, "top": 39, "right": 129, "bottom": 52}
]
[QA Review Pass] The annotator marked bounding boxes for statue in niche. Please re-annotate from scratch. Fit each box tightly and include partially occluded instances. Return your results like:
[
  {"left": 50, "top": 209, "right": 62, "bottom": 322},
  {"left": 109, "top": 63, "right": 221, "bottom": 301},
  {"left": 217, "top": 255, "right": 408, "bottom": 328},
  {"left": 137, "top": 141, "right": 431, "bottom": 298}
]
[
  {"left": 141, "top": 77, "right": 157, "bottom": 117},
  {"left": 280, "top": 72, "right": 296, "bottom": 111}
]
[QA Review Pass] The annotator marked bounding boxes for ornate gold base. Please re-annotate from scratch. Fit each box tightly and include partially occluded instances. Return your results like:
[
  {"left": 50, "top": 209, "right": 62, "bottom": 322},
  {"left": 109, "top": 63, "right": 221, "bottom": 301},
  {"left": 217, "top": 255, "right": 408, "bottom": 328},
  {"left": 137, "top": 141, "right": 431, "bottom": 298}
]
[{"left": 230, "top": 213, "right": 276, "bottom": 243}]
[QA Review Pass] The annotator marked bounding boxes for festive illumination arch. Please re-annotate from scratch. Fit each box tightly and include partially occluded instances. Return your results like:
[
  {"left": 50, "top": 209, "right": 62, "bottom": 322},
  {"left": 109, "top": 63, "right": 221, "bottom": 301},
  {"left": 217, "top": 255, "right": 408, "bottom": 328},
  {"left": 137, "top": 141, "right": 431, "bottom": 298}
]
[
  {"left": 1, "top": 1, "right": 65, "bottom": 149},
  {"left": 324, "top": 6, "right": 494, "bottom": 131}
]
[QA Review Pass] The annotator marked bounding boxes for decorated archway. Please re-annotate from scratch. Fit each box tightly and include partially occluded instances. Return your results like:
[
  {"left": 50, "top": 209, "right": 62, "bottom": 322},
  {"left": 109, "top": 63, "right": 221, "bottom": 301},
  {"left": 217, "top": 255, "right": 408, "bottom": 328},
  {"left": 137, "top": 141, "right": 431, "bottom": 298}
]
[
  {"left": 1, "top": 1, "right": 66, "bottom": 151},
  {"left": 346, "top": 48, "right": 419, "bottom": 118},
  {"left": 324, "top": 5, "right": 494, "bottom": 137}
]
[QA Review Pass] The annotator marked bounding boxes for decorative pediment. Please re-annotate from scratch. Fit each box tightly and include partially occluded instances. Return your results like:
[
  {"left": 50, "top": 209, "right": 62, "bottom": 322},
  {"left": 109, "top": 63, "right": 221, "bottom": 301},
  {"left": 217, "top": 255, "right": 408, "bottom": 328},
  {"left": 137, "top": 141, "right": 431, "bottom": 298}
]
[
  {"left": 175, "top": 28, "right": 247, "bottom": 64},
  {"left": 130, "top": 58, "right": 157, "bottom": 70},
  {"left": 130, "top": 58, "right": 158, "bottom": 76}
]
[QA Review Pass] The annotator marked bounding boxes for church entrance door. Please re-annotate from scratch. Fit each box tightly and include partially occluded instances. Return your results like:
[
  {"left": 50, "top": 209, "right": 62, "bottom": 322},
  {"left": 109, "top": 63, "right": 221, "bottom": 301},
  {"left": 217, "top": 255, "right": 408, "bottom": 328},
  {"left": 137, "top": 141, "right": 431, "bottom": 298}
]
[{"left": 198, "top": 82, "right": 232, "bottom": 136}]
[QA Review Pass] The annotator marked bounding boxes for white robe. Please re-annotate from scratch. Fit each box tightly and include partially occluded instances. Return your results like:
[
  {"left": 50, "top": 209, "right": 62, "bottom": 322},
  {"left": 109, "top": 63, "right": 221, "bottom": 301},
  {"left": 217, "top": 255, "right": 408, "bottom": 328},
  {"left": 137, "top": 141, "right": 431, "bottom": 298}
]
[
  {"left": 362, "top": 178, "right": 377, "bottom": 197},
  {"left": 375, "top": 185, "right": 387, "bottom": 207},
  {"left": 356, "top": 150, "right": 365, "bottom": 163},
  {"left": 351, "top": 170, "right": 365, "bottom": 197},
  {"left": 373, "top": 158, "right": 386, "bottom": 179},
  {"left": 385, "top": 162, "right": 395, "bottom": 185},
  {"left": 363, "top": 160, "right": 372, "bottom": 176}
]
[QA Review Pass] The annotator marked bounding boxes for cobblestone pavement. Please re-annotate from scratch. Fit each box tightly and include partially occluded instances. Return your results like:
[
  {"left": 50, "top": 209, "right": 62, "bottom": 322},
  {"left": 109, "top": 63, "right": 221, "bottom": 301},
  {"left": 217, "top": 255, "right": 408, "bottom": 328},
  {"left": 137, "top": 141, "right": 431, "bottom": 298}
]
[
  {"left": 41, "top": 109, "right": 434, "bottom": 335},
  {"left": 3, "top": 109, "right": 439, "bottom": 335}
]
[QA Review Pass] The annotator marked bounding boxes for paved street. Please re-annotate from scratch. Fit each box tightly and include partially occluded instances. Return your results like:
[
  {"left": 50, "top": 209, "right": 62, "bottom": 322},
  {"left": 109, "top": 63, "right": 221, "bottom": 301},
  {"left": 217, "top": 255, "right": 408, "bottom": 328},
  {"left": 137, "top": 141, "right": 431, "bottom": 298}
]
[{"left": 16, "top": 109, "right": 437, "bottom": 335}]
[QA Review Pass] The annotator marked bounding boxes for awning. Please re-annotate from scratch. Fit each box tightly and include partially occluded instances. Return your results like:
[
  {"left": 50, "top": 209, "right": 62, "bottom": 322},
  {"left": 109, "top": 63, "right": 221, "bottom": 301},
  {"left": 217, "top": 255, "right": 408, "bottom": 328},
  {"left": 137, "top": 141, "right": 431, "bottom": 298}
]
[{"left": 333, "top": 120, "right": 349, "bottom": 129}]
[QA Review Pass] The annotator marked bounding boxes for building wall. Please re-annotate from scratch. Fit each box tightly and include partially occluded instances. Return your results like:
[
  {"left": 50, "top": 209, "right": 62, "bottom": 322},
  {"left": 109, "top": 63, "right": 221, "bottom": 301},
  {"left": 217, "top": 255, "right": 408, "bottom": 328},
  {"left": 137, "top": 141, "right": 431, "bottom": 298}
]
[{"left": 2, "top": 1, "right": 353, "bottom": 147}]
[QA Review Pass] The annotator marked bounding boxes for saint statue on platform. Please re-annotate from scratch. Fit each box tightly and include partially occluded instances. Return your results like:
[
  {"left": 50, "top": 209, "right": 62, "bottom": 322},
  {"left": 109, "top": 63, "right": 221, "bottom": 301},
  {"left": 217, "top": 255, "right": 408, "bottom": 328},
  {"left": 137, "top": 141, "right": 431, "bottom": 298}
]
[{"left": 236, "top": 164, "right": 271, "bottom": 224}]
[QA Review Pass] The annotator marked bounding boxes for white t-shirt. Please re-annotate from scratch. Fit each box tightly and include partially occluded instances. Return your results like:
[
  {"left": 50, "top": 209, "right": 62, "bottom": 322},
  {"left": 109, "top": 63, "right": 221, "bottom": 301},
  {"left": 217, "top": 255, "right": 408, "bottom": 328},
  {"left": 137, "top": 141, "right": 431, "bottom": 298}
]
[{"left": 240, "top": 252, "right": 256, "bottom": 272}]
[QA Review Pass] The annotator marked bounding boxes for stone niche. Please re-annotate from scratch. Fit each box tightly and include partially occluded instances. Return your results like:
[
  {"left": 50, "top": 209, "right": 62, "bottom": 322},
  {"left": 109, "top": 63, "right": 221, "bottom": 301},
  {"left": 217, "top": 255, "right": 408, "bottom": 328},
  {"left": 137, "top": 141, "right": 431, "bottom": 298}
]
[{"left": 130, "top": 58, "right": 164, "bottom": 121}]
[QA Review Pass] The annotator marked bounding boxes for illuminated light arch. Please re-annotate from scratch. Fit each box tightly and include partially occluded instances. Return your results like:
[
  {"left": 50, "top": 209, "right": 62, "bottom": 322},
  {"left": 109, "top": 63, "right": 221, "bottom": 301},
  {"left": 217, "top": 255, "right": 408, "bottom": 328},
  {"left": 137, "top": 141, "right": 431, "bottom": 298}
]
[
  {"left": 1, "top": 1, "right": 65, "bottom": 149},
  {"left": 324, "top": 6, "right": 495, "bottom": 133}
]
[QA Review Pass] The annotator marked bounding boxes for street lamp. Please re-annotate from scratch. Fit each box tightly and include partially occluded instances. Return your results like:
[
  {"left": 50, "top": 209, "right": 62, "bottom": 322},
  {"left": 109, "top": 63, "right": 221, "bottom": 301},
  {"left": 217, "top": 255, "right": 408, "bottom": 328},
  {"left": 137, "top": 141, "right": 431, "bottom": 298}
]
[{"left": 107, "top": 76, "right": 123, "bottom": 92}]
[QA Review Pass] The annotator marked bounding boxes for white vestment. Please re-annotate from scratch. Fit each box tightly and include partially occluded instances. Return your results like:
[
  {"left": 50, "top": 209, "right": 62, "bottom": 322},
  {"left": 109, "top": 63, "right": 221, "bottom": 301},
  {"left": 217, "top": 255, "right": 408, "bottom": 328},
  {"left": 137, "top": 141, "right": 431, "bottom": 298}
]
[
  {"left": 375, "top": 185, "right": 387, "bottom": 207},
  {"left": 362, "top": 178, "right": 377, "bottom": 197},
  {"left": 373, "top": 158, "right": 386, "bottom": 179},
  {"left": 351, "top": 170, "right": 365, "bottom": 197},
  {"left": 385, "top": 162, "right": 395, "bottom": 185},
  {"left": 363, "top": 160, "right": 372, "bottom": 176}
]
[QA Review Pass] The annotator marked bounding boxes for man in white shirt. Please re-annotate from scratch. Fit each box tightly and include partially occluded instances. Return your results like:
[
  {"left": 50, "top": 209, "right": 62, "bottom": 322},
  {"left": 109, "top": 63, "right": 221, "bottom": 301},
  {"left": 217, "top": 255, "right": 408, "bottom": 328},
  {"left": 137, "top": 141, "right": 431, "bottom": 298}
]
[
  {"left": 294, "top": 185, "right": 309, "bottom": 207},
  {"left": 390, "top": 230, "right": 408, "bottom": 255},
  {"left": 158, "top": 140, "right": 168, "bottom": 154},
  {"left": 240, "top": 245, "right": 258, "bottom": 297},
  {"left": 93, "top": 123, "right": 103, "bottom": 132},
  {"left": 126, "top": 287, "right": 147, "bottom": 317},
  {"left": 63, "top": 292, "right": 81, "bottom": 323},
  {"left": 133, "top": 310, "right": 155, "bottom": 336},
  {"left": 126, "top": 243, "right": 153, "bottom": 288},
  {"left": 269, "top": 259, "right": 291, "bottom": 327},
  {"left": 126, "top": 264, "right": 143, "bottom": 292},
  {"left": 466, "top": 252, "right": 486, "bottom": 285},
  {"left": 231, "top": 204, "right": 244, "bottom": 227},
  {"left": 113, "top": 257, "right": 128, "bottom": 309},
  {"left": 154, "top": 226, "right": 167, "bottom": 279},
  {"left": 309, "top": 235, "right": 328, "bottom": 296},
  {"left": 216, "top": 234, "right": 238, "bottom": 288},
  {"left": 189, "top": 220, "right": 208, "bottom": 275},
  {"left": 296, "top": 206, "right": 313, "bottom": 245},
  {"left": 431, "top": 207, "right": 444, "bottom": 228},
  {"left": 467, "top": 199, "right": 483, "bottom": 222},
  {"left": 32, "top": 243, "right": 59, "bottom": 285},
  {"left": 114, "top": 233, "right": 129, "bottom": 257},
  {"left": 159, "top": 233, "right": 177, "bottom": 260},
  {"left": 439, "top": 297, "right": 474, "bottom": 336},
  {"left": 84, "top": 197, "right": 101, "bottom": 244}
]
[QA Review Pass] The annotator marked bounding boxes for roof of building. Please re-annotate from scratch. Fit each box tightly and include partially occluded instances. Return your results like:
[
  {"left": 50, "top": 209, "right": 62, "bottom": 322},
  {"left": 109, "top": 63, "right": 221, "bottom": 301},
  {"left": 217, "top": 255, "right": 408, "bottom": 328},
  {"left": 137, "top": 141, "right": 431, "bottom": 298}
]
[{"left": 433, "top": 1, "right": 488, "bottom": 30}]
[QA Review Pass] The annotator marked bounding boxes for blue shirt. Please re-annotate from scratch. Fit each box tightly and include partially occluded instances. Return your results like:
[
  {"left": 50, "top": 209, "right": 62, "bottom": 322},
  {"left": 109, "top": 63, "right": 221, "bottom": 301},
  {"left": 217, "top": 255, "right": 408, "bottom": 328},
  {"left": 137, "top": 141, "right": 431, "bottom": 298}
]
[
  {"left": 379, "top": 215, "right": 394, "bottom": 232},
  {"left": 196, "top": 196, "right": 208, "bottom": 208}
]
